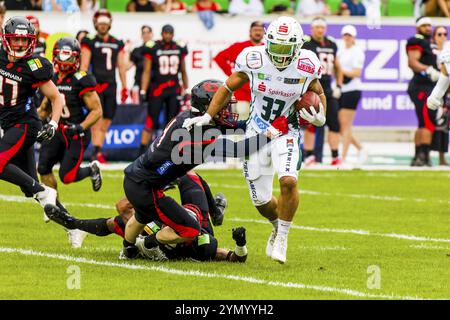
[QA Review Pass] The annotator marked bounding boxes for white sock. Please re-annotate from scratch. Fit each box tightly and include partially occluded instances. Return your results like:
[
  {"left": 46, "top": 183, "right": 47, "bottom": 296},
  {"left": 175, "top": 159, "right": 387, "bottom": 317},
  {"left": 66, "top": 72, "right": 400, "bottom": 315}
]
[
  {"left": 234, "top": 245, "right": 247, "bottom": 257},
  {"left": 270, "top": 219, "right": 278, "bottom": 230},
  {"left": 277, "top": 219, "right": 291, "bottom": 237}
]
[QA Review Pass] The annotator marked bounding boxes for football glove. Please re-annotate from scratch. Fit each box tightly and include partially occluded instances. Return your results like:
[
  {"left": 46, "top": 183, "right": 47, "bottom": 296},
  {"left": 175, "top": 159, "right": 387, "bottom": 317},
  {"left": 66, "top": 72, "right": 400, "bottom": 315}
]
[
  {"left": 265, "top": 116, "right": 288, "bottom": 139},
  {"left": 299, "top": 103, "right": 326, "bottom": 127},
  {"left": 426, "top": 66, "right": 440, "bottom": 82},
  {"left": 332, "top": 85, "right": 342, "bottom": 99},
  {"left": 232, "top": 227, "right": 246, "bottom": 246},
  {"left": 211, "top": 192, "right": 227, "bottom": 226},
  {"left": 37, "top": 120, "right": 58, "bottom": 142},
  {"left": 64, "top": 123, "right": 84, "bottom": 137},
  {"left": 182, "top": 113, "right": 212, "bottom": 130},
  {"left": 427, "top": 95, "right": 443, "bottom": 110},
  {"left": 119, "top": 240, "right": 139, "bottom": 260}
]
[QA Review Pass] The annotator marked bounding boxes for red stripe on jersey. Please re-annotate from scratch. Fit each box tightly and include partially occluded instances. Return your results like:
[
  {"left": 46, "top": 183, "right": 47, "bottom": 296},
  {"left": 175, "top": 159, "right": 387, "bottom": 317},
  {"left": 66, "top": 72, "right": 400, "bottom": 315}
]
[
  {"left": 78, "top": 86, "right": 97, "bottom": 97},
  {"left": 186, "top": 172, "right": 204, "bottom": 191},
  {"left": 0, "top": 124, "right": 27, "bottom": 173},
  {"left": 421, "top": 92, "right": 435, "bottom": 132},
  {"left": 406, "top": 45, "right": 423, "bottom": 53},
  {"left": 144, "top": 53, "right": 152, "bottom": 61},
  {"left": 62, "top": 135, "right": 85, "bottom": 184},
  {"left": 81, "top": 43, "right": 91, "bottom": 51},
  {"left": 177, "top": 138, "right": 217, "bottom": 153},
  {"left": 32, "top": 79, "right": 50, "bottom": 88}
]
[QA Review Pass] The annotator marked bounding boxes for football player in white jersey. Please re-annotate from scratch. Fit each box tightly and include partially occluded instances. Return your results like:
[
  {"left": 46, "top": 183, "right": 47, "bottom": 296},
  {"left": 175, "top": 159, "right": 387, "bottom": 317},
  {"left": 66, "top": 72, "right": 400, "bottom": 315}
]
[
  {"left": 427, "top": 42, "right": 450, "bottom": 110},
  {"left": 183, "top": 16, "right": 327, "bottom": 264}
]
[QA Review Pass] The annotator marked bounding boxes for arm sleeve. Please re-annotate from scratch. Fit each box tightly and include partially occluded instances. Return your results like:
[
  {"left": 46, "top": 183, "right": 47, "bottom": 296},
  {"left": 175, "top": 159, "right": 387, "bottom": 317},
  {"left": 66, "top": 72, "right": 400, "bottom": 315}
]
[{"left": 212, "top": 133, "right": 270, "bottom": 158}]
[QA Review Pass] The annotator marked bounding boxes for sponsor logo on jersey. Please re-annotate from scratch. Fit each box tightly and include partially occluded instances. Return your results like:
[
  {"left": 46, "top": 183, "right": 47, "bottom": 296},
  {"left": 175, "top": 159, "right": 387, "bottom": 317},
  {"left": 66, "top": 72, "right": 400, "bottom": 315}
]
[
  {"left": 156, "top": 160, "right": 174, "bottom": 175},
  {"left": 258, "top": 82, "right": 266, "bottom": 92},
  {"left": 257, "top": 73, "right": 271, "bottom": 81},
  {"left": 286, "top": 138, "right": 294, "bottom": 148},
  {"left": 284, "top": 77, "right": 305, "bottom": 84},
  {"left": 74, "top": 71, "right": 87, "bottom": 80},
  {"left": 94, "top": 42, "right": 119, "bottom": 49},
  {"left": 267, "top": 88, "right": 295, "bottom": 98},
  {"left": 246, "top": 51, "right": 263, "bottom": 69},
  {"left": 57, "top": 85, "right": 72, "bottom": 91},
  {"left": 0, "top": 68, "right": 22, "bottom": 82},
  {"left": 297, "top": 58, "right": 315, "bottom": 74},
  {"left": 156, "top": 49, "right": 181, "bottom": 56},
  {"left": 252, "top": 113, "right": 269, "bottom": 130},
  {"left": 27, "top": 58, "right": 42, "bottom": 71}
]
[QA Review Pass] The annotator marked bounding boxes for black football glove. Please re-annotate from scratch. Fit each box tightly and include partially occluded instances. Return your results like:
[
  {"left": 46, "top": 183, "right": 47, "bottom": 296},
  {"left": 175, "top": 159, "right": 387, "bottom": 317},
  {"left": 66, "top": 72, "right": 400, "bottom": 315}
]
[
  {"left": 120, "top": 240, "right": 139, "bottom": 260},
  {"left": 37, "top": 120, "right": 58, "bottom": 142},
  {"left": 64, "top": 123, "right": 84, "bottom": 137},
  {"left": 211, "top": 193, "right": 226, "bottom": 226},
  {"left": 232, "top": 227, "right": 246, "bottom": 246}
]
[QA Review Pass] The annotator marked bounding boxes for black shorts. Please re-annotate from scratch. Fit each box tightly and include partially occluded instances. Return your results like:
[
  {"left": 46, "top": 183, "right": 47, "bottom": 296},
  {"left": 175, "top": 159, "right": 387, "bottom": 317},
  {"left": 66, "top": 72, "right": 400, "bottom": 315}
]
[
  {"left": 123, "top": 176, "right": 201, "bottom": 238},
  {"left": 324, "top": 88, "right": 340, "bottom": 133},
  {"left": 407, "top": 83, "right": 437, "bottom": 132},
  {"left": 38, "top": 126, "right": 91, "bottom": 184},
  {"left": 339, "top": 91, "right": 362, "bottom": 110},
  {"left": 98, "top": 83, "right": 117, "bottom": 120},
  {"left": 147, "top": 91, "right": 180, "bottom": 130}
]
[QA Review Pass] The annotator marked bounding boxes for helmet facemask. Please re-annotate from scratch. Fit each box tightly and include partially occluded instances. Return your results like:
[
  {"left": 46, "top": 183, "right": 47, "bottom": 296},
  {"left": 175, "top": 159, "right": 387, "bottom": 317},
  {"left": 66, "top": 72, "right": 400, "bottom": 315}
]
[
  {"left": 53, "top": 47, "right": 80, "bottom": 73},
  {"left": 213, "top": 99, "right": 239, "bottom": 128},
  {"left": 266, "top": 34, "right": 302, "bottom": 69},
  {"left": 2, "top": 33, "right": 36, "bottom": 59}
]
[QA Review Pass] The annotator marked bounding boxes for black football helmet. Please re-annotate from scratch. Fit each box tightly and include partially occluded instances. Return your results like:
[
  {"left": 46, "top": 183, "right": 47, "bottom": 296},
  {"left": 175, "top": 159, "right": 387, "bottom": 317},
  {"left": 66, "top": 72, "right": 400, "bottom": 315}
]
[
  {"left": 53, "top": 37, "right": 81, "bottom": 73},
  {"left": 2, "top": 16, "right": 36, "bottom": 59},
  {"left": 190, "top": 79, "right": 239, "bottom": 127}
]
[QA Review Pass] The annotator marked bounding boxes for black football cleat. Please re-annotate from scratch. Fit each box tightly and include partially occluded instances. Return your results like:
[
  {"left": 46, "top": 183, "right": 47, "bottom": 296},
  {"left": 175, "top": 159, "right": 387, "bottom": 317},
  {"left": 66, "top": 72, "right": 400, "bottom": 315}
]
[
  {"left": 232, "top": 227, "right": 246, "bottom": 246},
  {"left": 44, "top": 204, "right": 76, "bottom": 229},
  {"left": 211, "top": 193, "right": 227, "bottom": 226},
  {"left": 89, "top": 160, "right": 102, "bottom": 192}
]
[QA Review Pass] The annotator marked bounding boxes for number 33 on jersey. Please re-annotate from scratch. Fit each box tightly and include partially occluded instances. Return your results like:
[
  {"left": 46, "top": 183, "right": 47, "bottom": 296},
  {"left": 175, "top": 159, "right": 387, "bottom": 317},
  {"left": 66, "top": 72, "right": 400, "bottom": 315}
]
[{"left": 234, "top": 45, "right": 322, "bottom": 133}]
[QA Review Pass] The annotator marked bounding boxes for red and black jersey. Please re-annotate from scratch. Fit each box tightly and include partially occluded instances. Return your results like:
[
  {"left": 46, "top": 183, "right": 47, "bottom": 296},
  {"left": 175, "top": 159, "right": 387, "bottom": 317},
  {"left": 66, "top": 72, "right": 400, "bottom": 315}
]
[
  {"left": 81, "top": 34, "right": 124, "bottom": 84},
  {"left": 406, "top": 34, "right": 438, "bottom": 86},
  {"left": 302, "top": 35, "right": 338, "bottom": 90},
  {"left": 0, "top": 48, "right": 53, "bottom": 129},
  {"left": 34, "top": 38, "right": 46, "bottom": 58},
  {"left": 53, "top": 71, "right": 97, "bottom": 125},
  {"left": 142, "top": 40, "right": 188, "bottom": 96}
]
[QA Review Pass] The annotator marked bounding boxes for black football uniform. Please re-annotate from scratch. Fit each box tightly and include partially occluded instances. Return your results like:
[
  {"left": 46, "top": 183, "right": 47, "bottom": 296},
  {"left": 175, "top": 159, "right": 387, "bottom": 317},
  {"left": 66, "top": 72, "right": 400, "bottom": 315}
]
[
  {"left": 406, "top": 34, "right": 438, "bottom": 131},
  {"left": 34, "top": 36, "right": 46, "bottom": 57},
  {"left": 38, "top": 71, "right": 97, "bottom": 184},
  {"left": 0, "top": 49, "right": 53, "bottom": 193},
  {"left": 123, "top": 111, "right": 268, "bottom": 237},
  {"left": 130, "top": 45, "right": 145, "bottom": 89},
  {"left": 81, "top": 34, "right": 124, "bottom": 119},
  {"left": 142, "top": 40, "right": 188, "bottom": 130}
]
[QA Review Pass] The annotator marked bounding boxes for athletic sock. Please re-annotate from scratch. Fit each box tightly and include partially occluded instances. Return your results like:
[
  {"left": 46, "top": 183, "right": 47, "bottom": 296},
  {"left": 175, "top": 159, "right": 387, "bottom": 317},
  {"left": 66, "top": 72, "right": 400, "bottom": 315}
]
[
  {"left": 74, "top": 218, "right": 111, "bottom": 236},
  {"left": 304, "top": 150, "right": 314, "bottom": 158},
  {"left": 277, "top": 219, "right": 292, "bottom": 237},
  {"left": 76, "top": 167, "right": 92, "bottom": 181},
  {"left": 0, "top": 163, "right": 44, "bottom": 195},
  {"left": 144, "top": 232, "right": 161, "bottom": 248},
  {"left": 270, "top": 218, "right": 278, "bottom": 231},
  {"left": 93, "top": 146, "right": 101, "bottom": 154},
  {"left": 414, "top": 145, "right": 420, "bottom": 158},
  {"left": 331, "top": 149, "right": 339, "bottom": 158},
  {"left": 234, "top": 244, "right": 248, "bottom": 257}
]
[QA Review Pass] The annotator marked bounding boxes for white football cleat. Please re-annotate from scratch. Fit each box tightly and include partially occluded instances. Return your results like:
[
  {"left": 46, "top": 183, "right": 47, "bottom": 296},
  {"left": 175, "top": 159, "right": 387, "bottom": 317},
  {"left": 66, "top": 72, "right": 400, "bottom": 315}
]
[
  {"left": 34, "top": 185, "right": 57, "bottom": 208},
  {"left": 135, "top": 235, "right": 168, "bottom": 261},
  {"left": 266, "top": 228, "right": 277, "bottom": 257},
  {"left": 357, "top": 148, "right": 369, "bottom": 166},
  {"left": 67, "top": 229, "right": 88, "bottom": 248},
  {"left": 43, "top": 212, "right": 50, "bottom": 223},
  {"left": 271, "top": 234, "right": 288, "bottom": 264}
]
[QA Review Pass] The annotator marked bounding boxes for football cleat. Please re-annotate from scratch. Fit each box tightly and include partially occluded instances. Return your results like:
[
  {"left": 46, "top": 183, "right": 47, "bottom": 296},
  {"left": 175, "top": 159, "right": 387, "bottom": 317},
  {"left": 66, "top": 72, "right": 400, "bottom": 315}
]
[
  {"left": 331, "top": 157, "right": 342, "bottom": 166},
  {"left": 357, "top": 148, "right": 369, "bottom": 165},
  {"left": 95, "top": 152, "right": 107, "bottom": 164},
  {"left": 232, "top": 227, "right": 246, "bottom": 246},
  {"left": 304, "top": 155, "right": 316, "bottom": 166},
  {"left": 135, "top": 235, "right": 168, "bottom": 261},
  {"left": 44, "top": 204, "right": 77, "bottom": 229},
  {"left": 89, "top": 160, "right": 102, "bottom": 192},
  {"left": 266, "top": 228, "right": 277, "bottom": 257},
  {"left": 211, "top": 193, "right": 227, "bottom": 226},
  {"left": 271, "top": 234, "right": 288, "bottom": 264},
  {"left": 34, "top": 185, "right": 57, "bottom": 223},
  {"left": 119, "top": 245, "right": 139, "bottom": 260},
  {"left": 67, "top": 229, "right": 88, "bottom": 248}
]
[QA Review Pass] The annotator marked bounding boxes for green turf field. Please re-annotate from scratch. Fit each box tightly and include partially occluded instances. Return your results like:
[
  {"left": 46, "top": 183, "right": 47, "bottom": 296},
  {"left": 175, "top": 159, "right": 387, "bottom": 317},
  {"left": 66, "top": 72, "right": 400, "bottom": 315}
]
[{"left": 0, "top": 169, "right": 448, "bottom": 300}]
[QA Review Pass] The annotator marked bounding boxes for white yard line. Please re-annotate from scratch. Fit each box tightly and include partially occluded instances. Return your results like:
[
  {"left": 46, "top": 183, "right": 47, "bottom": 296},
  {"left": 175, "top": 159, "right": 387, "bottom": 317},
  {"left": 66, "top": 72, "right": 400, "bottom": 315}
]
[
  {"left": 0, "top": 193, "right": 448, "bottom": 243},
  {"left": 0, "top": 247, "right": 433, "bottom": 300}
]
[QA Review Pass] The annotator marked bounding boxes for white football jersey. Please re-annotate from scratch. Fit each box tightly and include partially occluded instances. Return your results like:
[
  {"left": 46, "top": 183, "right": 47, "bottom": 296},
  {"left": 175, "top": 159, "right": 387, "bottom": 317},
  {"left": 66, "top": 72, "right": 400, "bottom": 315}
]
[
  {"left": 234, "top": 45, "right": 322, "bottom": 134},
  {"left": 439, "top": 42, "right": 450, "bottom": 74}
]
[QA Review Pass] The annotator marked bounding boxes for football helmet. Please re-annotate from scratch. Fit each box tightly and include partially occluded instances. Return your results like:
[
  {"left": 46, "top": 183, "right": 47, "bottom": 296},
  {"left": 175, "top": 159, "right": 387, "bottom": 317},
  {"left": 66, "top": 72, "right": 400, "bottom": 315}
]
[
  {"left": 264, "top": 16, "right": 304, "bottom": 69},
  {"left": 53, "top": 37, "right": 81, "bottom": 73},
  {"left": 2, "top": 16, "right": 36, "bottom": 59},
  {"left": 190, "top": 79, "right": 238, "bottom": 127}
]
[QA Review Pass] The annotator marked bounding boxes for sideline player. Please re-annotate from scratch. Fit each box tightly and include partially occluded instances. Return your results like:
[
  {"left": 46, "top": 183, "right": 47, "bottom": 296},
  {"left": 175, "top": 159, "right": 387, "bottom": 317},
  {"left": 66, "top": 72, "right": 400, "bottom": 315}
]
[
  {"left": 45, "top": 171, "right": 248, "bottom": 263},
  {"left": 183, "top": 17, "right": 327, "bottom": 264},
  {"left": 0, "top": 17, "right": 62, "bottom": 215},
  {"left": 80, "top": 9, "right": 128, "bottom": 163},
  {"left": 37, "top": 37, "right": 103, "bottom": 193},
  {"left": 25, "top": 15, "right": 47, "bottom": 58},
  {"left": 139, "top": 24, "right": 189, "bottom": 152},
  {"left": 302, "top": 17, "right": 343, "bottom": 165},
  {"left": 406, "top": 16, "right": 440, "bottom": 166},
  {"left": 120, "top": 79, "right": 287, "bottom": 259}
]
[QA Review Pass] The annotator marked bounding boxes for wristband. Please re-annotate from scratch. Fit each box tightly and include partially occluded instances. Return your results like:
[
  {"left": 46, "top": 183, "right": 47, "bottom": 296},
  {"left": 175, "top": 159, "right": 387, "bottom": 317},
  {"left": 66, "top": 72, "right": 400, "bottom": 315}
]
[{"left": 49, "top": 120, "right": 58, "bottom": 128}]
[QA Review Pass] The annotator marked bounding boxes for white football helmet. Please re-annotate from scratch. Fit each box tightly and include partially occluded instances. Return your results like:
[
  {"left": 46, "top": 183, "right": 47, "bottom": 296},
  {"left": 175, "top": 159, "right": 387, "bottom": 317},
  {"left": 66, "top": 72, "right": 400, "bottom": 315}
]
[{"left": 264, "top": 16, "right": 304, "bottom": 69}]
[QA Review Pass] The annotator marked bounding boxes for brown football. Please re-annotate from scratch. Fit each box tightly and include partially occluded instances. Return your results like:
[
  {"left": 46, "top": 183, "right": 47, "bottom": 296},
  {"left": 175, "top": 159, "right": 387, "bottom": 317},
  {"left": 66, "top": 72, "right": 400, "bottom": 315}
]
[{"left": 295, "top": 91, "right": 321, "bottom": 112}]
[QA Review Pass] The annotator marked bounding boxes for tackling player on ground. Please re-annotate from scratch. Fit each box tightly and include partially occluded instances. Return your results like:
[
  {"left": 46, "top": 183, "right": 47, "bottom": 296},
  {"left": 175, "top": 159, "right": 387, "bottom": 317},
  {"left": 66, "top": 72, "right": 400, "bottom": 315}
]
[
  {"left": 37, "top": 37, "right": 103, "bottom": 194},
  {"left": 183, "top": 17, "right": 327, "bottom": 264},
  {"left": 0, "top": 16, "right": 63, "bottom": 216}
]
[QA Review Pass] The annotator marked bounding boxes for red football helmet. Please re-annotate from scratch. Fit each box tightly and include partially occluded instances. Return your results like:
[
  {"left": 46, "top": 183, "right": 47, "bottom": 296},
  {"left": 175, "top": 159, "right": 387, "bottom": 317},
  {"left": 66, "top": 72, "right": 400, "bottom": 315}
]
[
  {"left": 53, "top": 37, "right": 81, "bottom": 73},
  {"left": 2, "top": 16, "right": 37, "bottom": 59}
]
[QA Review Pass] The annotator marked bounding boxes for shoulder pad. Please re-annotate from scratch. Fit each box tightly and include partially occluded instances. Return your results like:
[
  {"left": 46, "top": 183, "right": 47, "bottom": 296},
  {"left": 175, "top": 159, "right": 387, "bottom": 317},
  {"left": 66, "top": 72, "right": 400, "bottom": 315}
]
[
  {"left": 303, "top": 35, "right": 311, "bottom": 42},
  {"left": 86, "top": 33, "right": 96, "bottom": 40},
  {"left": 245, "top": 50, "right": 263, "bottom": 69},
  {"left": 176, "top": 40, "right": 186, "bottom": 47},
  {"left": 415, "top": 34, "right": 424, "bottom": 39},
  {"left": 26, "top": 57, "right": 45, "bottom": 72},
  {"left": 145, "top": 40, "right": 155, "bottom": 48},
  {"left": 326, "top": 35, "right": 336, "bottom": 42},
  {"left": 74, "top": 71, "right": 87, "bottom": 80}
]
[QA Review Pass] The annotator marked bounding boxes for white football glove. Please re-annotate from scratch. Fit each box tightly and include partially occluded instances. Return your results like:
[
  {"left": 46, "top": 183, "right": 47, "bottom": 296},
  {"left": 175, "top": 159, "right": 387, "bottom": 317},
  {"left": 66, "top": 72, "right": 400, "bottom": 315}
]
[
  {"left": 299, "top": 103, "right": 326, "bottom": 127},
  {"left": 426, "top": 95, "right": 443, "bottom": 110},
  {"left": 182, "top": 113, "right": 212, "bottom": 130},
  {"left": 426, "top": 66, "right": 440, "bottom": 82},
  {"left": 332, "top": 86, "right": 342, "bottom": 99}
]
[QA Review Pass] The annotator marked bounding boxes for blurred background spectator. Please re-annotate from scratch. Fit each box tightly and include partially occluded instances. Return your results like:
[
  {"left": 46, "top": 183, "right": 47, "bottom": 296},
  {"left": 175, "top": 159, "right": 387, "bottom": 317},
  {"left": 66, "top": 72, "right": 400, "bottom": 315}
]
[
  {"left": 76, "top": 29, "right": 89, "bottom": 43},
  {"left": 26, "top": 15, "right": 48, "bottom": 57},
  {"left": 42, "top": 0, "right": 80, "bottom": 12},
  {"left": 296, "top": 0, "right": 330, "bottom": 17},
  {"left": 164, "top": 0, "right": 187, "bottom": 13},
  {"left": 339, "top": 0, "right": 366, "bottom": 16},
  {"left": 0, "top": 3, "right": 5, "bottom": 32},
  {"left": 126, "top": 0, "right": 159, "bottom": 11},
  {"left": 129, "top": 25, "right": 153, "bottom": 93},
  {"left": 4, "top": 0, "right": 41, "bottom": 9},
  {"left": 414, "top": 0, "right": 450, "bottom": 18},
  {"left": 228, "top": 0, "right": 264, "bottom": 15},
  {"left": 193, "top": 0, "right": 220, "bottom": 30},
  {"left": 77, "top": 0, "right": 100, "bottom": 13}
]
